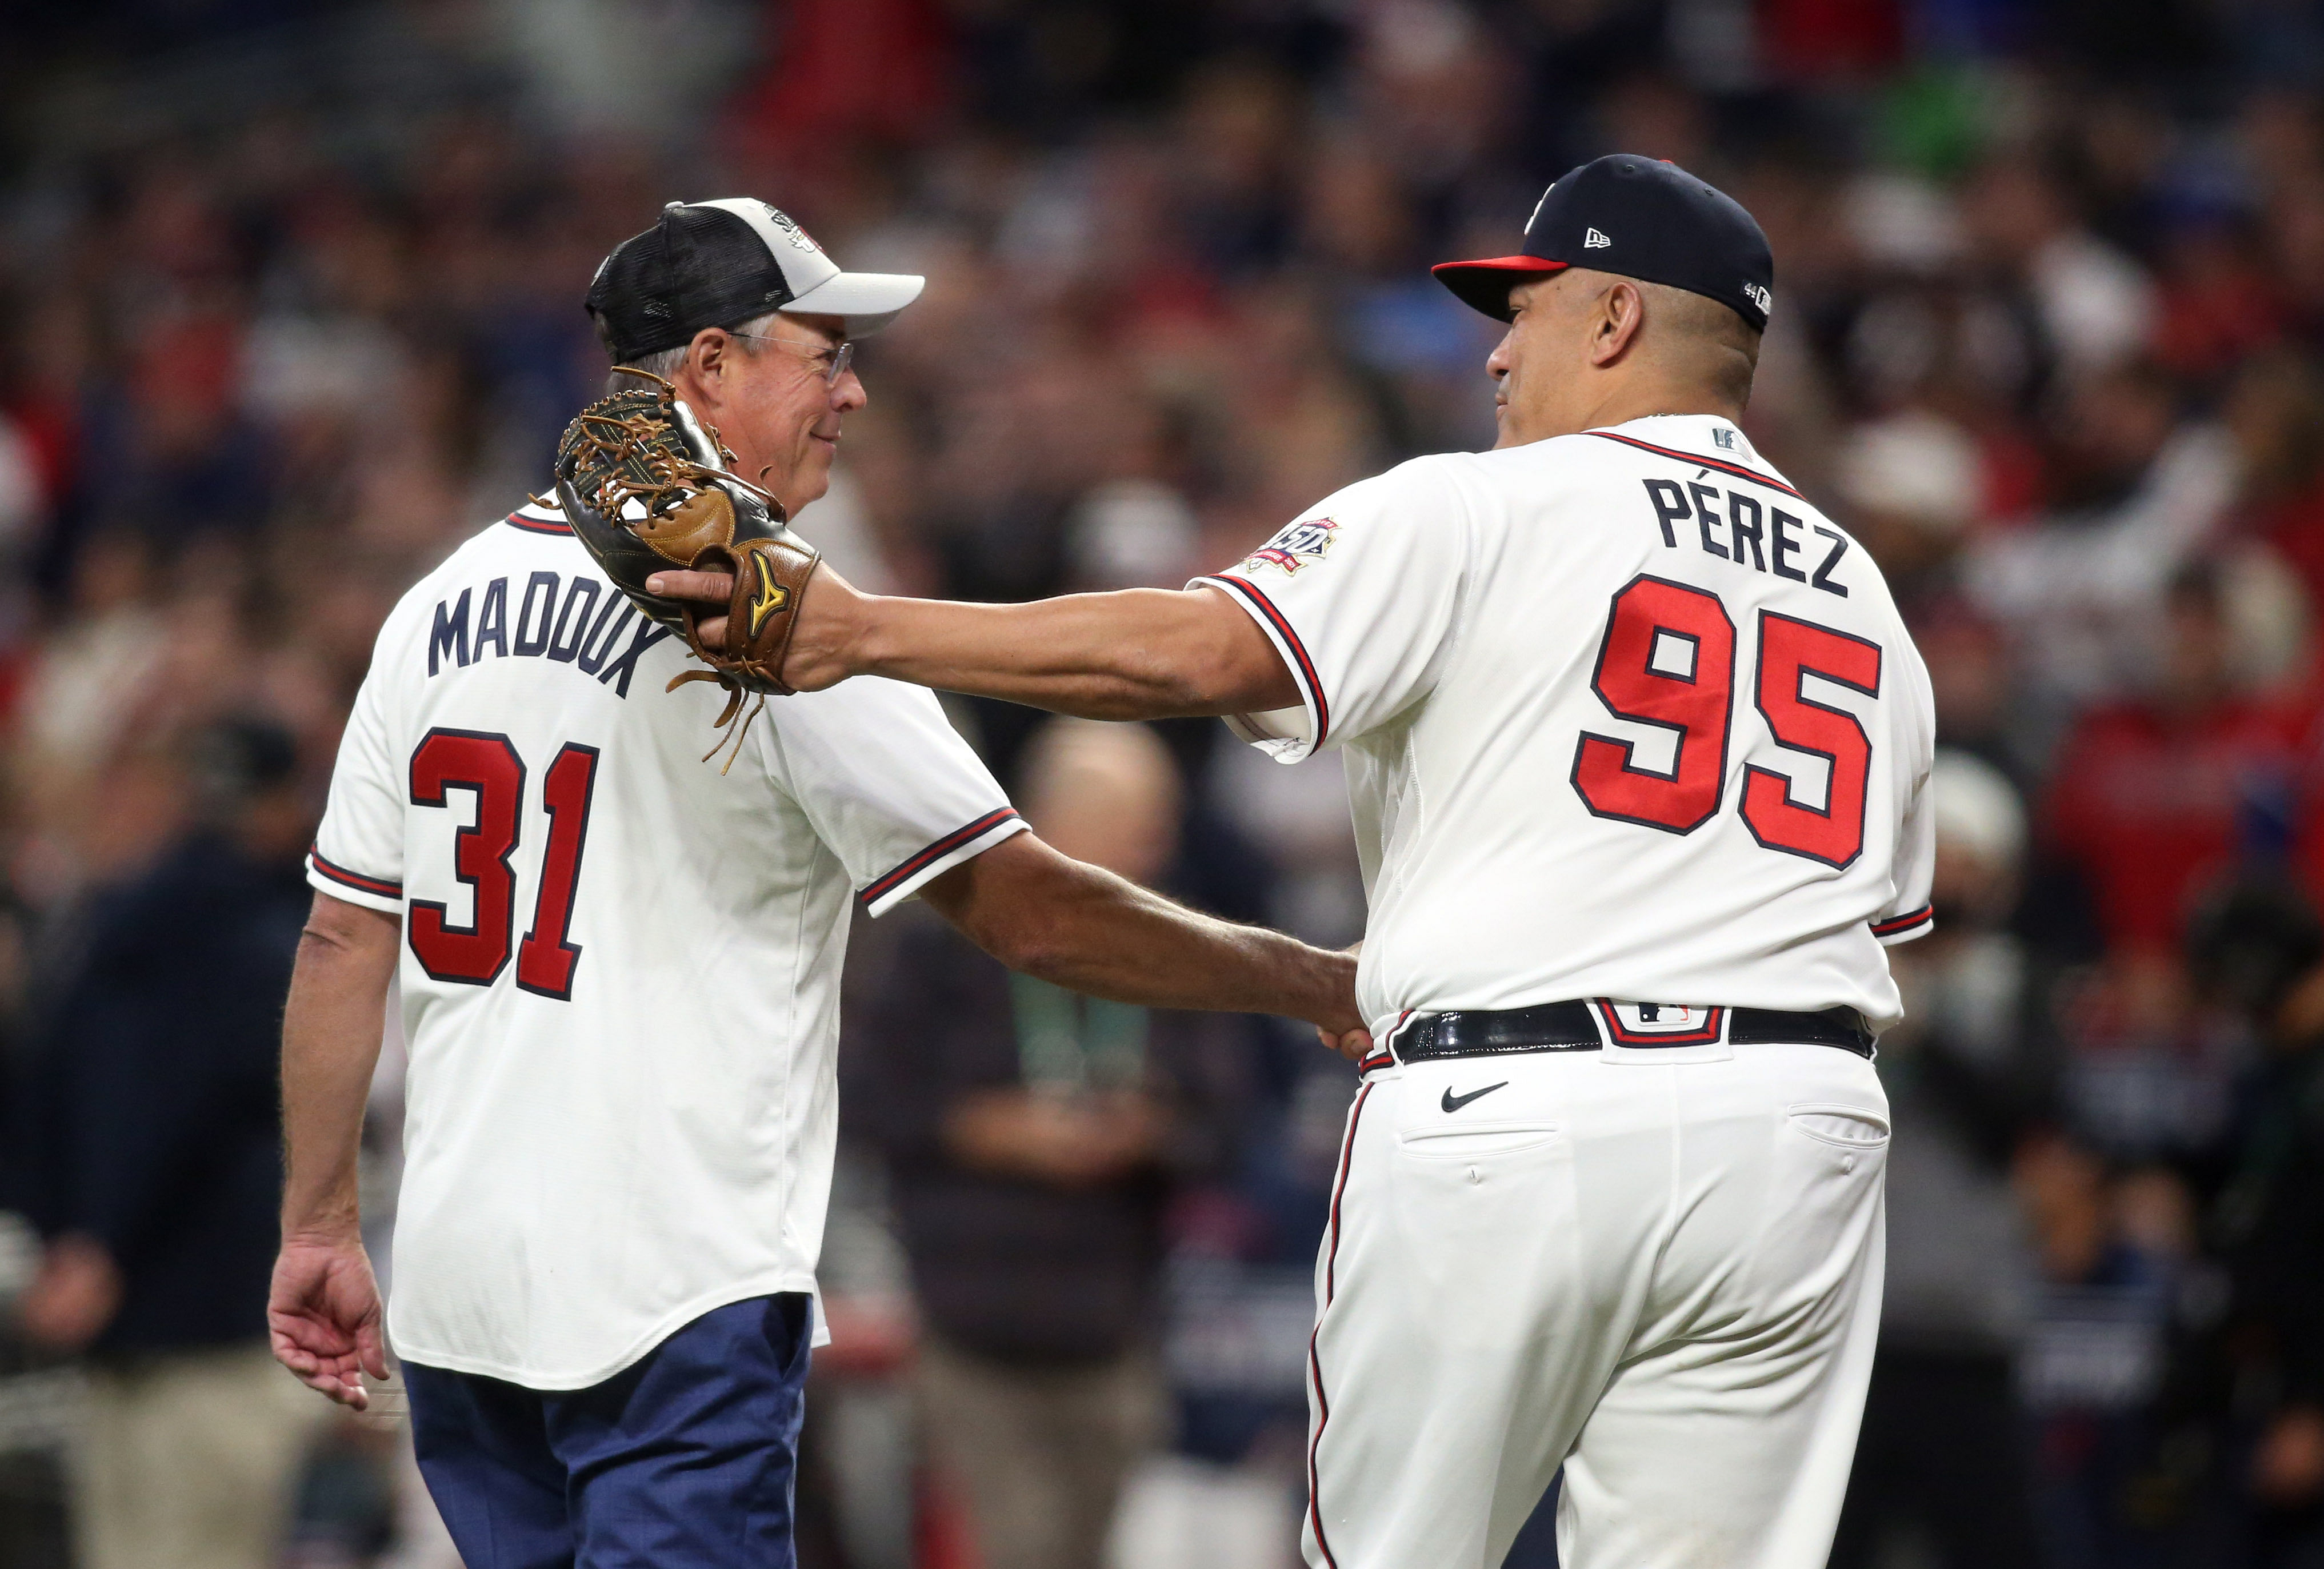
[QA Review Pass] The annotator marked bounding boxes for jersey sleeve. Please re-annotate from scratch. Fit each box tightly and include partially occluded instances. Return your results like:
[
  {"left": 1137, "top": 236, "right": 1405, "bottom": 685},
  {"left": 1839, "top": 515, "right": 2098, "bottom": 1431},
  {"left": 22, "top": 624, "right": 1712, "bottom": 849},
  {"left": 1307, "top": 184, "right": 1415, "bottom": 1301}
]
[
  {"left": 308, "top": 645, "right": 408, "bottom": 915},
  {"left": 1871, "top": 642, "right": 1937, "bottom": 945},
  {"left": 763, "top": 677, "right": 1027, "bottom": 916},
  {"left": 1190, "top": 457, "right": 1471, "bottom": 764}
]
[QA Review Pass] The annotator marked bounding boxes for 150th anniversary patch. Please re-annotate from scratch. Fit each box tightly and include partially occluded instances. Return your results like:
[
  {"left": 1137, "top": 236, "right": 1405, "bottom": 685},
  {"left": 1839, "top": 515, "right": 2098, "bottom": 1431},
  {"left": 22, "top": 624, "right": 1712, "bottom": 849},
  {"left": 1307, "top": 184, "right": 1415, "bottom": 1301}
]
[{"left": 1243, "top": 517, "right": 1339, "bottom": 575}]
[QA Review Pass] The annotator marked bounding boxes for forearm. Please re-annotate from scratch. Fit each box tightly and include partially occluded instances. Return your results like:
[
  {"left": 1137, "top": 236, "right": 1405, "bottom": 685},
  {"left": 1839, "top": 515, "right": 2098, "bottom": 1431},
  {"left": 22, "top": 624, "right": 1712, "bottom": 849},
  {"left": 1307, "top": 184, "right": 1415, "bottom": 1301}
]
[
  {"left": 930, "top": 837, "right": 1360, "bottom": 1030},
  {"left": 850, "top": 588, "right": 1290, "bottom": 720},
  {"left": 1035, "top": 869, "right": 1351, "bottom": 1019},
  {"left": 279, "top": 900, "right": 398, "bottom": 1238}
]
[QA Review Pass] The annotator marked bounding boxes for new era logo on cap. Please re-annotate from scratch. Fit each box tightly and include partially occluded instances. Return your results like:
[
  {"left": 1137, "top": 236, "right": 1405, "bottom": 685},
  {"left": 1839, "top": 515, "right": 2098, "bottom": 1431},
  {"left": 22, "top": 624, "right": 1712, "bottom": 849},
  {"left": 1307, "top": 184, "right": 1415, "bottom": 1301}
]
[{"left": 1585, "top": 227, "right": 1612, "bottom": 249}]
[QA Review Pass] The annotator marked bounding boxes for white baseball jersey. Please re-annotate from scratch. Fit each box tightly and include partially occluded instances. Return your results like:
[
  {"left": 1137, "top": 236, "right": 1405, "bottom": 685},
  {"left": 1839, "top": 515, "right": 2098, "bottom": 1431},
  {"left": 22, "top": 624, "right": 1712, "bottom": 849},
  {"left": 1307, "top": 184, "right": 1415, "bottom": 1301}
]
[
  {"left": 310, "top": 499, "right": 1025, "bottom": 1390},
  {"left": 1195, "top": 413, "right": 1934, "bottom": 1035}
]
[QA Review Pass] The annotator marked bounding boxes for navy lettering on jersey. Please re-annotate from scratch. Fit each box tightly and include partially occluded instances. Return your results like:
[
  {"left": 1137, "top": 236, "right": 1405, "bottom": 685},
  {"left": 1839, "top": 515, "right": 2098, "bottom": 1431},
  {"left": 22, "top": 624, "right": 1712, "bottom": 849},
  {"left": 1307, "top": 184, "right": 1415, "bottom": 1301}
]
[
  {"left": 546, "top": 579, "right": 602, "bottom": 664},
  {"left": 423, "top": 573, "right": 671, "bottom": 697},
  {"left": 595, "top": 612, "right": 675, "bottom": 697},
  {"left": 574, "top": 593, "right": 630, "bottom": 676},
  {"left": 1688, "top": 482, "right": 1729, "bottom": 560},
  {"left": 1728, "top": 494, "right": 1766, "bottom": 571},
  {"left": 475, "top": 577, "right": 510, "bottom": 660},
  {"left": 1647, "top": 471, "right": 1852, "bottom": 598},
  {"left": 1643, "top": 479, "right": 1689, "bottom": 547},
  {"left": 1770, "top": 510, "right": 1807, "bottom": 582},
  {"left": 430, "top": 588, "right": 473, "bottom": 674},
  {"left": 513, "top": 572, "right": 559, "bottom": 657},
  {"left": 1810, "top": 526, "right": 1851, "bottom": 597}
]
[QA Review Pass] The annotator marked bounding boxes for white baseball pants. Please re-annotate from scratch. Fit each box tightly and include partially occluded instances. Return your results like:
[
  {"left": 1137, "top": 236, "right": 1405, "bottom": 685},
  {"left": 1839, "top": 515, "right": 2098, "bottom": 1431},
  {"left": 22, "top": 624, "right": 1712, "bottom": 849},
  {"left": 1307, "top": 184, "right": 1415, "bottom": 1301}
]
[{"left": 1302, "top": 1040, "right": 1888, "bottom": 1569}]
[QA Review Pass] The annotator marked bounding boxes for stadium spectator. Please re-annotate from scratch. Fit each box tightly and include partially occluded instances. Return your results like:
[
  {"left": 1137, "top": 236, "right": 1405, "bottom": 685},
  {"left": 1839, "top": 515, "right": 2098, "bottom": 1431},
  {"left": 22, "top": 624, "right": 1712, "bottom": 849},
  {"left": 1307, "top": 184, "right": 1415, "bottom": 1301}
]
[
  {"left": 2185, "top": 881, "right": 2324, "bottom": 1568},
  {"left": 1832, "top": 750, "right": 2053, "bottom": 1569},
  {"left": 2041, "top": 562, "right": 2307, "bottom": 963},
  {"left": 11, "top": 718, "right": 327, "bottom": 1569},
  {"left": 847, "top": 719, "right": 1246, "bottom": 1569}
]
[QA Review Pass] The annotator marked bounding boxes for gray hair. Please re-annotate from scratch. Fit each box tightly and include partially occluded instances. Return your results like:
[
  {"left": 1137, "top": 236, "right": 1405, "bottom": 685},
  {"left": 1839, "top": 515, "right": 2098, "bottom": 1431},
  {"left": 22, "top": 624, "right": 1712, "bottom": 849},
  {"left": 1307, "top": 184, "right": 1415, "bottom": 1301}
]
[{"left": 610, "top": 310, "right": 779, "bottom": 389}]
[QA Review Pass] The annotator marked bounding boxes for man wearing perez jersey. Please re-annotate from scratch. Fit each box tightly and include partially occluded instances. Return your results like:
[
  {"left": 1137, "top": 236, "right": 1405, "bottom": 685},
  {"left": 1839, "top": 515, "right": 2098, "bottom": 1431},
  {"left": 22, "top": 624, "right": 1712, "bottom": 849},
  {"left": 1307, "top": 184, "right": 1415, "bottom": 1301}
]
[
  {"left": 266, "top": 200, "right": 1363, "bottom": 1569},
  {"left": 657, "top": 157, "right": 1933, "bottom": 1569}
]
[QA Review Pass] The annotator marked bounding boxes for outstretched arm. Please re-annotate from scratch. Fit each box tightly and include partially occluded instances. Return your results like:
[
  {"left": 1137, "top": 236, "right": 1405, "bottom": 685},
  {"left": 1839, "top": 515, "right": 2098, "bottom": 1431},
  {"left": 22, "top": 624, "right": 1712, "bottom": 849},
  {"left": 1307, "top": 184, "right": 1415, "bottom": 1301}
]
[
  {"left": 271, "top": 892, "right": 399, "bottom": 1409},
  {"left": 647, "top": 565, "right": 1297, "bottom": 721},
  {"left": 922, "top": 832, "right": 1367, "bottom": 1055}
]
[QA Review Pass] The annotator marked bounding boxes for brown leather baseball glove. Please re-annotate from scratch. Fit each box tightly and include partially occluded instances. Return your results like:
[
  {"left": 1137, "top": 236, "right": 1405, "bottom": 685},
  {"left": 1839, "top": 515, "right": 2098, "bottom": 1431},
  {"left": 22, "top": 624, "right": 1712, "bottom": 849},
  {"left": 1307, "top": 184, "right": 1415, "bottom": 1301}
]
[{"left": 552, "top": 369, "right": 821, "bottom": 761}]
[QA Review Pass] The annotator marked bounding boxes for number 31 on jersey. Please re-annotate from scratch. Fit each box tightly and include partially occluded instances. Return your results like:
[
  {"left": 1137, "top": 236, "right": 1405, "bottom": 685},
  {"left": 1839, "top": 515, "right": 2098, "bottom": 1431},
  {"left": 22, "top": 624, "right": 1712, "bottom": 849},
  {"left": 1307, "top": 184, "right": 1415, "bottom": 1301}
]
[
  {"left": 407, "top": 729, "right": 601, "bottom": 998},
  {"left": 1573, "top": 574, "right": 1881, "bottom": 869}
]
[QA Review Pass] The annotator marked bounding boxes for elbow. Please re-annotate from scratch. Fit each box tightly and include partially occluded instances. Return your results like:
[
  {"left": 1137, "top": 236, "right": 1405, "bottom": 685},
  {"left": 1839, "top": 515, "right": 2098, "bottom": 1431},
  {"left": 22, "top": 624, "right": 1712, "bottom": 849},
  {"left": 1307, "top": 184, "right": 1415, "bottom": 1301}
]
[
  {"left": 1127, "top": 645, "right": 1244, "bottom": 719},
  {"left": 974, "top": 912, "right": 1074, "bottom": 981},
  {"left": 297, "top": 895, "right": 402, "bottom": 972}
]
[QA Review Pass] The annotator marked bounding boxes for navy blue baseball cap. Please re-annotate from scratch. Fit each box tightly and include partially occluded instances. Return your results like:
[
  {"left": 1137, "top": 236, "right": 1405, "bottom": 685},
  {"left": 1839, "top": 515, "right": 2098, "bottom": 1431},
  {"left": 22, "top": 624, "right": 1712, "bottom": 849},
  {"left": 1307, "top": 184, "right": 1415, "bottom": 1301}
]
[{"left": 1433, "top": 155, "right": 1774, "bottom": 332}]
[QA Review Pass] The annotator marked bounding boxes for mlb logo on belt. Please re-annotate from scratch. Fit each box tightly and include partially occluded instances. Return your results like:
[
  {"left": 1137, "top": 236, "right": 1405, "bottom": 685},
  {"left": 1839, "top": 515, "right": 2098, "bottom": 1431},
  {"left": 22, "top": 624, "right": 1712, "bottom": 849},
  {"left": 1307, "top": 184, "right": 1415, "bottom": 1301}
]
[{"left": 1594, "top": 999, "right": 1726, "bottom": 1046}]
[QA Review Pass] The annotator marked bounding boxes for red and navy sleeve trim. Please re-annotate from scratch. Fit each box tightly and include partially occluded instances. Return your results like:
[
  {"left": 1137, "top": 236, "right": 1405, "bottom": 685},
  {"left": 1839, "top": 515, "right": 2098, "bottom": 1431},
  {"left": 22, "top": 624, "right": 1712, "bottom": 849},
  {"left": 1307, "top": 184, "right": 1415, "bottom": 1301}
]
[
  {"left": 1198, "top": 573, "right": 1330, "bottom": 748},
  {"left": 1871, "top": 904, "right": 1935, "bottom": 939},
  {"left": 309, "top": 847, "right": 403, "bottom": 900},
  {"left": 1587, "top": 432, "right": 1804, "bottom": 500},
  {"left": 858, "top": 808, "right": 1023, "bottom": 909},
  {"left": 505, "top": 510, "right": 572, "bottom": 536}
]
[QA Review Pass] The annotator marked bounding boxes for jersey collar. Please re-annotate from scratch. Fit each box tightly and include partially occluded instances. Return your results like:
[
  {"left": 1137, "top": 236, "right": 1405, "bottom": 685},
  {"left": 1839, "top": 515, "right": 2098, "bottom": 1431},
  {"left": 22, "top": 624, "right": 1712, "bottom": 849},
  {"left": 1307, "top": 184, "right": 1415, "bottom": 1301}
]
[
  {"left": 506, "top": 492, "right": 571, "bottom": 536},
  {"left": 1585, "top": 416, "right": 1801, "bottom": 500}
]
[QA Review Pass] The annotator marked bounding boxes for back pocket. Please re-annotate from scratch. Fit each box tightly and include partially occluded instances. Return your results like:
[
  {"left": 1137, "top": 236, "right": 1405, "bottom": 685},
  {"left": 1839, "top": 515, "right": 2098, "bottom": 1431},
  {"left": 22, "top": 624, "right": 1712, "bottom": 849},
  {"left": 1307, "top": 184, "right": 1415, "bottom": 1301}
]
[
  {"left": 1786, "top": 1104, "right": 1890, "bottom": 1150},
  {"left": 1398, "top": 1122, "right": 1563, "bottom": 1160}
]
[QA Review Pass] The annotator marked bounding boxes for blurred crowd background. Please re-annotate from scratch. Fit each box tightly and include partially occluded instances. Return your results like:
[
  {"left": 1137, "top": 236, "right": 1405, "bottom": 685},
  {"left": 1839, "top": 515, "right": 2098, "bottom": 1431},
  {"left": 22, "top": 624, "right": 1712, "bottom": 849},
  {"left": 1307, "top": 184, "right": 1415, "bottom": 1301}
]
[{"left": 3, "top": 0, "right": 2324, "bottom": 1566}]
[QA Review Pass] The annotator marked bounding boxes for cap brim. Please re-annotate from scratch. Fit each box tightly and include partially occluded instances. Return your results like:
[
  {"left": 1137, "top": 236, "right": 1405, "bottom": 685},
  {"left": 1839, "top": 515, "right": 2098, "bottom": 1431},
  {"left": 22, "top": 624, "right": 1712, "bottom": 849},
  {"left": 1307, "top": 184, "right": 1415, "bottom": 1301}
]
[
  {"left": 1430, "top": 256, "right": 1569, "bottom": 321},
  {"left": 779, "top": 270, "right": 926, "bottom": 336}
]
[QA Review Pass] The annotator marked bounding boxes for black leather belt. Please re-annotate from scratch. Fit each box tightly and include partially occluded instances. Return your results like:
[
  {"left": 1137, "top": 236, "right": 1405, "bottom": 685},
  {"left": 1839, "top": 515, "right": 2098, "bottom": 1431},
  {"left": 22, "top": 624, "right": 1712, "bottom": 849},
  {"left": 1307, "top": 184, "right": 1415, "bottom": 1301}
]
[{"left": 1393, "top": 1001, "right": 1874, "bottom": 1062}]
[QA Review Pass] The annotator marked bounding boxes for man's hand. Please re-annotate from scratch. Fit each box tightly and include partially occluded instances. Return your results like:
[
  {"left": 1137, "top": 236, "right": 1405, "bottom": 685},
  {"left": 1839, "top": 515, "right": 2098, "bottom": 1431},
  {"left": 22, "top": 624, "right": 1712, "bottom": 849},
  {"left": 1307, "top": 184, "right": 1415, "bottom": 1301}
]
[
  {"left": 269, "top": 1231, "right": 388, "bottom": 1410},
  {"left": 647, "top": 563, "right": 867, "bottom": 692},
  {"left": 19, "top": 1234, "right": 122, "bottom": 1353},
  {"left": 1319, "top": 1026, "right": 1375, "bottom": 1064}
]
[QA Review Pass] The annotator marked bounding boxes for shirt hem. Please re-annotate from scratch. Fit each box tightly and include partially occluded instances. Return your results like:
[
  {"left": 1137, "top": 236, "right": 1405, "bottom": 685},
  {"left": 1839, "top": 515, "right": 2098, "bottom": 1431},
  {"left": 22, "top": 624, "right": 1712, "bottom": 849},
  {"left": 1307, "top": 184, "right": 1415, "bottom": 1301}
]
[
  {"left": 858, "top": 810, "right": 1028, "bottom": 917},
  {"left": 1190, "top": 574, "right": 1329, "bottom": 762},
  {"left": 306, "top": 852, "right": 404, "bottom": 914},
  {"left": 1871, "top": 905, "right": 1935, "bottom": 945},
  {"left": 387, "top": 1271, "right": 820, "bottom": 1392}
]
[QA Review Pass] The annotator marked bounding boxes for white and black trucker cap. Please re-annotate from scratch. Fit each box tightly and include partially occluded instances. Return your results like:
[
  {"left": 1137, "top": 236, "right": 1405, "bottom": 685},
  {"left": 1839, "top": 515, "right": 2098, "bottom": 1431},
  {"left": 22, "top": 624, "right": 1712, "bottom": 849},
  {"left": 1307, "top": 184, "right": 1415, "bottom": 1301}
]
[{"left": 586, "top": 198, "right": 925, "bottom": 364}]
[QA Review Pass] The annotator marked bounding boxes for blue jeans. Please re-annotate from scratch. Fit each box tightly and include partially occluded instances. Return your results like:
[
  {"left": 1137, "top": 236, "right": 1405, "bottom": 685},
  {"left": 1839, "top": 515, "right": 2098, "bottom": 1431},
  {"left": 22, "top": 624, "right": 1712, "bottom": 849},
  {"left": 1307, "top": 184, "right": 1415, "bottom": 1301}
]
[{"left": 405, "top": 1293, "right": 812, "bottom": 1568}]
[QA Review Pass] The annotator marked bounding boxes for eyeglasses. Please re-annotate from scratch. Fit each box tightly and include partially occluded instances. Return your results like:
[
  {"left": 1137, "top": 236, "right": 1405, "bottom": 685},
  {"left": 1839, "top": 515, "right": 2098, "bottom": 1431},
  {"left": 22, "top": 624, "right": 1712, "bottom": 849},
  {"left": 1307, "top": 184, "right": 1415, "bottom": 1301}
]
[{"left": 727, "top": 330, "right": 855, "bottom": 387}]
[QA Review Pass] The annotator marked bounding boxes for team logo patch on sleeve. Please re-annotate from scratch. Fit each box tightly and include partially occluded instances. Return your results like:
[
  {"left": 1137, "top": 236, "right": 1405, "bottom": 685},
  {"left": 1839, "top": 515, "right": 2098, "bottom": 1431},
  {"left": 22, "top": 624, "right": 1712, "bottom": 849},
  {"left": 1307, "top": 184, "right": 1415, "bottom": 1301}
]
[{"left": 1243, "top": 517, "right": 1339, "bottom": 575}]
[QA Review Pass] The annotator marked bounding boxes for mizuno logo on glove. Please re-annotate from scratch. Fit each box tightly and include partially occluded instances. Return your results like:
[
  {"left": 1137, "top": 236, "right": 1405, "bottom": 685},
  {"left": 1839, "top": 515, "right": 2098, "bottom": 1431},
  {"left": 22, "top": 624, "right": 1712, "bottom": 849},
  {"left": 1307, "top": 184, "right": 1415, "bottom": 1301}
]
[{"left": 749, "top": 558, "right": 792, "bottom": 637}]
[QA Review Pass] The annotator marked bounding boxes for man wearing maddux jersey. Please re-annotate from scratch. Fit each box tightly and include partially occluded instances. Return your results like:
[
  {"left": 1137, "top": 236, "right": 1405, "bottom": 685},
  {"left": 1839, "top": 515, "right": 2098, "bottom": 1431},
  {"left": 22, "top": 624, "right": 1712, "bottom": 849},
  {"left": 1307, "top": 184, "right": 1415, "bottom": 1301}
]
[
  {"left": 266, "top": 200, "right": 1362, "bottom": 1569},
  {"left": 660, "top": 157, "right": 1934, "bottom": 1568}
]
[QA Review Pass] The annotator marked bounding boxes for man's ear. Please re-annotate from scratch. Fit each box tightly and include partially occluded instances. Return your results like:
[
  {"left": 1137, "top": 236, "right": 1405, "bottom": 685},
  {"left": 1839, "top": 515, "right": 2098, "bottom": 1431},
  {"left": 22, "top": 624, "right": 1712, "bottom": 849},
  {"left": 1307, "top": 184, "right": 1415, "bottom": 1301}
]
[
  {"left": 1589, "top": 281, "right": 1646, "bottom": 368},
  {"left": 679, "top": 328, "right": 728, "bottom": 410}
]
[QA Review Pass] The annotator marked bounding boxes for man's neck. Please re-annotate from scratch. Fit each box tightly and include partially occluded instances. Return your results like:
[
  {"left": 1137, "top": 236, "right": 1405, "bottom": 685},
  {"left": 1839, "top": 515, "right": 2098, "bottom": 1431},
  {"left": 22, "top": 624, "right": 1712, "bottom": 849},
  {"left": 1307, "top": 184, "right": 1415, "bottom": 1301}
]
[{"left": 1503, "top": 383, "right": 1744, "bottom": 448}]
